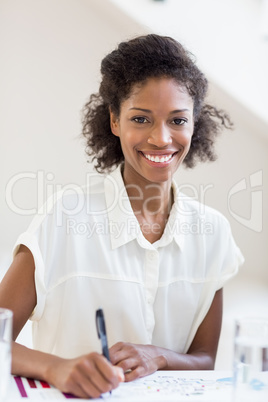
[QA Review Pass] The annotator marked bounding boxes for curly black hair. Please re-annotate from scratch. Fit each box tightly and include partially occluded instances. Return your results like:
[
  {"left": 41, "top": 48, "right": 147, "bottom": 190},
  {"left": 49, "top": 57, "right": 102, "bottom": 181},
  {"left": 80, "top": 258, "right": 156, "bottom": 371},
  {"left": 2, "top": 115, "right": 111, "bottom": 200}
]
[{"left": 82, "top": 34, "right": 232, "bottom": 172}]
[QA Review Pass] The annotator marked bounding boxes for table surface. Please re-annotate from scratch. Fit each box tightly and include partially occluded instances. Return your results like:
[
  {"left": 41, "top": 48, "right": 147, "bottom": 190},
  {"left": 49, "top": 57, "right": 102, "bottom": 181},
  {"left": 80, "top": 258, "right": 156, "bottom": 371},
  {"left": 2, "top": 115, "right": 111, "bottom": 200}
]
[{"left": 6, "top": 370, "right": 234, "bottom": 401}]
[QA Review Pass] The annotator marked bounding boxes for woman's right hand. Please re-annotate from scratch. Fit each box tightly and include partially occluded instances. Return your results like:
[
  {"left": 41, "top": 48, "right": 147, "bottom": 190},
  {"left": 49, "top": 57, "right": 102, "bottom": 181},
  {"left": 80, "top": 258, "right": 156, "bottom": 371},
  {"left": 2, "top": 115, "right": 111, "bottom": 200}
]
[{"left": 46, "top": 352, "right": 124, "bottom": 398}]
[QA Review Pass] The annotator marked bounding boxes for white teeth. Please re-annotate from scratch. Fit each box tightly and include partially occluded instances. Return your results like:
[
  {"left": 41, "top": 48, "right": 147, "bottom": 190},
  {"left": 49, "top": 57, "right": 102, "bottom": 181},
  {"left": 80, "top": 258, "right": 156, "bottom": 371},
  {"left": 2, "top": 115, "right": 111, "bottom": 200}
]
[{"left": 144, "top": 154, "right": 173, "bottom": 163}]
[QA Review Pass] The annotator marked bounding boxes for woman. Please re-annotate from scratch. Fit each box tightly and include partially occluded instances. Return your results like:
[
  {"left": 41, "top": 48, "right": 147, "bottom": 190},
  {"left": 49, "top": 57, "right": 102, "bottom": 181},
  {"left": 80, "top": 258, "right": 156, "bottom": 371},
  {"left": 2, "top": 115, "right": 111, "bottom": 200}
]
[{"left": 0, "top": 34, "right": 243, "bottom": 398}]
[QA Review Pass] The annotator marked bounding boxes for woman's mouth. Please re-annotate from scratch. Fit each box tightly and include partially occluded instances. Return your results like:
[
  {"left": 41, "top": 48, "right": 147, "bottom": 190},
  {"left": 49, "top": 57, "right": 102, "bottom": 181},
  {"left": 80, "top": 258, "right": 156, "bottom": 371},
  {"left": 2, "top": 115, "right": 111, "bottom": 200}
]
[{"left": 140, "top": 151, "right": 178, "bottom": 164}]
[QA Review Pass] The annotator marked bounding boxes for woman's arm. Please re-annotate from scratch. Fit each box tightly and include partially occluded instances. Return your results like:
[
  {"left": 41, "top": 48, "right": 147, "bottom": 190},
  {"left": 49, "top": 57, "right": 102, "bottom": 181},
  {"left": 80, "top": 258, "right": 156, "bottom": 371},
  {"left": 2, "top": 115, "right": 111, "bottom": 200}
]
[
  {"left": 109, "top": 288, "right": 223, "bottom": 382},
  {"left": 0, "top": 246, "right": 123, "bottom": 398},
  {"left": 12, "top": 342, "right": 123, "bottom": 398}
]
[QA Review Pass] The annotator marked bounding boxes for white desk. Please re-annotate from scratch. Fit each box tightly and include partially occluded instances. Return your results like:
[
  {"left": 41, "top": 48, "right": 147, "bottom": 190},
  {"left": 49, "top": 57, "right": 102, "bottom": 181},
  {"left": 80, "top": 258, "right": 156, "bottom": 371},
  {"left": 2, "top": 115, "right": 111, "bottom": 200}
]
[{"left": 6, "top": 370, "right": 234, "bottom": 401}]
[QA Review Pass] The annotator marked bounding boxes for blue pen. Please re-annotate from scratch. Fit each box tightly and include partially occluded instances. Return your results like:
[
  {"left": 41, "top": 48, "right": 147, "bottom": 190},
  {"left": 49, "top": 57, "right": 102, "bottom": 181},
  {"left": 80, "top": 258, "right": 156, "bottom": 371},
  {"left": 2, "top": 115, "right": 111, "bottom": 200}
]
[
  {"left": 96, "top": 308, "right": 110, "bottom": 362},
  {"left": 96, "top": 308, "right": 112, "bottom": 395}
]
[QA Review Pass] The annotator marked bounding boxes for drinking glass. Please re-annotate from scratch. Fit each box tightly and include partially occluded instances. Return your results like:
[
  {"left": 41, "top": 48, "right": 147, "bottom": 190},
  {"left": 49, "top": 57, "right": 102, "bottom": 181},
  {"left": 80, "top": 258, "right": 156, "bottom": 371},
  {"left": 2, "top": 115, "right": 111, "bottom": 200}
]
[
  {"left": 0, "top": 308, "right": 13, "bottom": 400},
  {"left": 233, "top": 317, "right": 268, "bottom": 402}
]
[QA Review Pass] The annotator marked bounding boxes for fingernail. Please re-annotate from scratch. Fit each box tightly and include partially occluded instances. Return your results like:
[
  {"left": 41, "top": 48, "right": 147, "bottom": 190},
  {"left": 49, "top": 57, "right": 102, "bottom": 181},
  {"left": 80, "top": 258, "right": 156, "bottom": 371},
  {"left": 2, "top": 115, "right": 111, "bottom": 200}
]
[{"left": 116, "top": 367, "right": 125, "bottom": 382}]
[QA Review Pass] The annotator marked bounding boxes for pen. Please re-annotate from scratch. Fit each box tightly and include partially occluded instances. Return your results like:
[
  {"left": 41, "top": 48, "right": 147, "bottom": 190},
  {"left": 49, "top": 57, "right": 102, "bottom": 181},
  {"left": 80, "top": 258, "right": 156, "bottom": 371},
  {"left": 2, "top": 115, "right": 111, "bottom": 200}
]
[
  {"left": 96, "top": 308, "right": 111, "bottom": 395},
  {"left": 96, "top": 308, "right": 110, "bottom": 362}
]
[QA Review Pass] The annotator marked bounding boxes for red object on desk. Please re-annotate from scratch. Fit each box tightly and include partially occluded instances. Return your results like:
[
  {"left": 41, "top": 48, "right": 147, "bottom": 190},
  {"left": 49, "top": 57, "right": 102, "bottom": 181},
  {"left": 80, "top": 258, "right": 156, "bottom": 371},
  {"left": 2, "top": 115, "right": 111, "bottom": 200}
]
[{"left": 40, "top": 380, "right": 50, "bottom": 388}]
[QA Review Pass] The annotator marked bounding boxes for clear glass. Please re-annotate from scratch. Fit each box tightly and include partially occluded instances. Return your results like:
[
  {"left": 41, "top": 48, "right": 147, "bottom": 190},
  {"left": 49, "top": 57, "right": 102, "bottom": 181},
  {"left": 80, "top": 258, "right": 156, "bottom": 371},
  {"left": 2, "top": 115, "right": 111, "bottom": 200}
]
[
  {"left": 233, "top": 317, "right": 268, "bottom": 402},
  {"left": 0, "top": 308, "right": 13, "bottom": 400}
]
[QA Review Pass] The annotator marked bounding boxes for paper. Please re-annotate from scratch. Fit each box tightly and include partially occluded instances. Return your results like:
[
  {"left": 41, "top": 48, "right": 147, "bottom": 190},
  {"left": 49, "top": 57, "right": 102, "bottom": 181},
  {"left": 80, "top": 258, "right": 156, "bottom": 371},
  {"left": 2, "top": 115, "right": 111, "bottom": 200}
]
[
  {"left": 109, "top": 372, "right": 233, "bottom": 401},
  {"left": 9, "top": 371, "right": 233, "bottom": 401}
]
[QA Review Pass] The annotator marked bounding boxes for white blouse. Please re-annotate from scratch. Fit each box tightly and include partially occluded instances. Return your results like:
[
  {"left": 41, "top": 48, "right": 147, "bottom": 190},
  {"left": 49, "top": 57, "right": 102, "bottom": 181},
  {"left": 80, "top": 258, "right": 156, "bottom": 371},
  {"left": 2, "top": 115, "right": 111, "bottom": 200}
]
[{"left": 13, "top": 166, "right": 244, "bottom": 358}]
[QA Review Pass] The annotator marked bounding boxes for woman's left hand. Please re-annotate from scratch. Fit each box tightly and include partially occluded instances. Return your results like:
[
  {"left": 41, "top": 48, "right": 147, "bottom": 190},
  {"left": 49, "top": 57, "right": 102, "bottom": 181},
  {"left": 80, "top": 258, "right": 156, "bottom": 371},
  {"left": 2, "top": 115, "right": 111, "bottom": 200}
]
[{"left": 109, "top": 342, "right": 167, "bottom": 382}]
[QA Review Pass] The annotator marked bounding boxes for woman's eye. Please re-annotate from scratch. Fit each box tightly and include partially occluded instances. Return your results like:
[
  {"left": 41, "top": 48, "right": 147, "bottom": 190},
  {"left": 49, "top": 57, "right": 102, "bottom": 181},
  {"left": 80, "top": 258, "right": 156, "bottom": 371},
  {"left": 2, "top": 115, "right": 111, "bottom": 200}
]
[
  {"left": 132, "top": 116, "right": 149, "bottom": 124},
  {"left": 172, "top": 118, "right": 187, "bottom": 125}
]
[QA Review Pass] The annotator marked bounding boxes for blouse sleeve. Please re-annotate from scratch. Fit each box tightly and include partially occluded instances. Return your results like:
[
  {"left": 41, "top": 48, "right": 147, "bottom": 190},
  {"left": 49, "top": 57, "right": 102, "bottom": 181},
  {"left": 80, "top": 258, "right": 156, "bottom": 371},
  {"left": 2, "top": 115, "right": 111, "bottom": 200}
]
[
  {"left": 215, "top": 213, "right": 244, "bottom": 289},
  {"left": 12, "top": 192, "right": 63, "bottom": 321}
]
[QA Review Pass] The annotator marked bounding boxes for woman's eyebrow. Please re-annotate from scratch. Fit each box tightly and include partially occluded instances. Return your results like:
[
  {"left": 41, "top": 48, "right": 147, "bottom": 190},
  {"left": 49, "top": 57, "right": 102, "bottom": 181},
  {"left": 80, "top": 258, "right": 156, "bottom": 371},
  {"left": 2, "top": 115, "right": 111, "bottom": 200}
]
[
  {"left": 170, "top": 109, "right": 190, "bottom": 114},
  {"left": 129, "top": 107, "right": 152, "bottom": 113},
  {"left": 129, "top": 107, "right": 190, "bottom": 113}
]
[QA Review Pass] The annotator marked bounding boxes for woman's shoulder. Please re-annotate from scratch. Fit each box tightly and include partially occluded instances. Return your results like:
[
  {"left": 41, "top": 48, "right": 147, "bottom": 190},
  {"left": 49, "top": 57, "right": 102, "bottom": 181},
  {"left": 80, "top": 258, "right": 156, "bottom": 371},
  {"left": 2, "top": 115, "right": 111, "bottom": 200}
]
[
  {"left": 24, "top": 174, "right": 106, "bottom": 235},
  {"left": 49, "top": 174, "right": 105, "bottom": 210}
]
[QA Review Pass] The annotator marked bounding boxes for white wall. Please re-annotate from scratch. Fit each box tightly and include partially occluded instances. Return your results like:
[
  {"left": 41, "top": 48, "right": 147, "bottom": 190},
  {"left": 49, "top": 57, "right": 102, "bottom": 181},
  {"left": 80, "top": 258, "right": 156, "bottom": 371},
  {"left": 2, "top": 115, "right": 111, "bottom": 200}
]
[
  {"left": 0, "top": 0, "right": 147, "bottom": 271},
  {"left": 110, "top": 0, "right": 268, "bottom": 127}
]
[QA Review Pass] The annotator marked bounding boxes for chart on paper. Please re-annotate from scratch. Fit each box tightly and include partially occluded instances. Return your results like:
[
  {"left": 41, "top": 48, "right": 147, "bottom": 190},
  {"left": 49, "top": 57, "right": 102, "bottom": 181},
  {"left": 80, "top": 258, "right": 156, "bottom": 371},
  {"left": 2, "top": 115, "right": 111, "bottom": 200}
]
[
  {"left": 110, "top": 372, "right": 233, "bottom": 401},
  {"left": 13, "top": 376, "right": 76, "bottom": 399},
  {"left": 11, "top": 371, "right": 233, "bottom": 401}
]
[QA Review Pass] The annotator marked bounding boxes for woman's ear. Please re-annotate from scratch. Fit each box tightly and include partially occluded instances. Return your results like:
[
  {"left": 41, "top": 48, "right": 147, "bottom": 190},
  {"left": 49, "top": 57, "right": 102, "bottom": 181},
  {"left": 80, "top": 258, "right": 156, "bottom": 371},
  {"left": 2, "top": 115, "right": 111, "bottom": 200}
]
[{"left": 110, "top": 109, "right": 120, "bottom": 137}]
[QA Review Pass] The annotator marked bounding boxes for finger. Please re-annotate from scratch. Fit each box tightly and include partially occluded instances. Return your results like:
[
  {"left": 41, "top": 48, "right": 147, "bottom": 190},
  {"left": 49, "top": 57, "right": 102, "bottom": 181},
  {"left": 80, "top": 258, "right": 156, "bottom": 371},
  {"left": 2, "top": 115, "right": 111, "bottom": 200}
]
[
  {"left": 62, "top": 364, "right": 102, "bottom": 399},
  {"left": 88, "top": 353, "right": 124, "bottom": 389},
  {"left": 76, "top": 378, "right": 103, "bottom": 399},
  {"left": 72, "top": 354, "right": 116, "bottom": 398},
  {"left": 122, "top": 357, "right": 160, "bottom": 382},
  {"left": 115, "top": 356, "right": 138, "bottom": 374},
  {"left": 110, "top": 343, "right": 134, "bottom": 365},
  {"left": 94, "top": 354, "right": 123, "bottom": 389},
  {"left": 62, "top": 378, "right": 89, "bottom": 399},
  {"left": 109, "top": 341, "right": 125, "bottom": 354},
  {"left": 115, "top": 366, "right": 125, "bottom": 382},
  {"left": 124, "top": 364, "right": 148, "bottom": 382},
  {"left": 109, "top": 342, "right": 126, "bottom": 363},
  {"left": 75, "top": 359, "right": 112, "bottom": 398}
]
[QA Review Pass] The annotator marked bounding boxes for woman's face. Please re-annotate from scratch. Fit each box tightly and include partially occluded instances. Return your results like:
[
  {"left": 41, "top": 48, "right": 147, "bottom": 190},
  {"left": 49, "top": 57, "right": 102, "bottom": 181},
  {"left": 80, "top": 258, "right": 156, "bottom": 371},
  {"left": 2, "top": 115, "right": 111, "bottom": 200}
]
[{"left": 110, "top": 77, "right": 194, "bottom": 186}]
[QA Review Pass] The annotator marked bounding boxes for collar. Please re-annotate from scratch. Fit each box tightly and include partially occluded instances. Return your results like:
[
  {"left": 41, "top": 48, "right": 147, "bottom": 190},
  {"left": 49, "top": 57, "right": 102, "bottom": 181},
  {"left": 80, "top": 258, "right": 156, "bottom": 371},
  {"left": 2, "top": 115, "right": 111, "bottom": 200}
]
[{"left": 104, "top": 166, "right": 185, "bottom": 251}]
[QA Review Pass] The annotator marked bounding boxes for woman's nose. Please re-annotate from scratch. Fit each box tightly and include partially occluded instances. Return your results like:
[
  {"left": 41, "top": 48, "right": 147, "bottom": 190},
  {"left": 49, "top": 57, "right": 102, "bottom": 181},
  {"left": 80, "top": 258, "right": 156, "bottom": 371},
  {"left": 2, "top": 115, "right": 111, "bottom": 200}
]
[{"left": 147, "top": 123, "right": 172, "bottom": 147}]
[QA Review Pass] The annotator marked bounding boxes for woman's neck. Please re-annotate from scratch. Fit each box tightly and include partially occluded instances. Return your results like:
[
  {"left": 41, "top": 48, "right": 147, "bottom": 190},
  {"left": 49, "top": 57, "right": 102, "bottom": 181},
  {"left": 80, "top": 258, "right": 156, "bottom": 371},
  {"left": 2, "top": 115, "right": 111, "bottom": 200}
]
[
  {"left": 122, "top": 167, "right": 174, "bottom": 243},
  {"left": 125, "top": 180, "right": 173, "bottom": 219}
]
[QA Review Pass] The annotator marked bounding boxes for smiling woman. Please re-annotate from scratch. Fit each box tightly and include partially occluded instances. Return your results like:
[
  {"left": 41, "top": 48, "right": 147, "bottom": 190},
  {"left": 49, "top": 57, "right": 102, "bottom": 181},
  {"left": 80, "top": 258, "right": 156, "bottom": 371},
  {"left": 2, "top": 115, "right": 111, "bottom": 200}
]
[
  {"left": 110, "top": 78, "right": 194, "bottom": 185},
  {"left": 0, "top": 34, "right": 243, "bottom": 399},
  {"left": 82, "top": 34, "right": 232, "bottom": 172}
]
